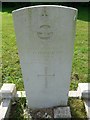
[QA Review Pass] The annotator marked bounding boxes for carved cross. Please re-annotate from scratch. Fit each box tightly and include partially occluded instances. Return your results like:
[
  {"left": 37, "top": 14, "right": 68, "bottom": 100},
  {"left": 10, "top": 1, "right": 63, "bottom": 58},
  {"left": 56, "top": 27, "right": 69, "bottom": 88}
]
[{"left": 37, "top": 67, "right": 55, "bottom": 88}]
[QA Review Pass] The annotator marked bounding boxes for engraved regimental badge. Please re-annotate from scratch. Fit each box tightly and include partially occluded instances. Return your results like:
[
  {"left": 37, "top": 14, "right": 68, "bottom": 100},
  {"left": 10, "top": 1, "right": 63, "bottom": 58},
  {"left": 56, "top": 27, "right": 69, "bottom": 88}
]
[{"left": 37, "top": 7, "right": 53, "bottom": 40}]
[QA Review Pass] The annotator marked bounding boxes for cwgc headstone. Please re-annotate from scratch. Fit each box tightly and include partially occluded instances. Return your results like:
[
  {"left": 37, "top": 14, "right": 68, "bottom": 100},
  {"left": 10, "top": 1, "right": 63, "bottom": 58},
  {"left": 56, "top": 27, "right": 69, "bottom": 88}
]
[{"left": 12, "top": 5, "right": 77, "bottom": 109}]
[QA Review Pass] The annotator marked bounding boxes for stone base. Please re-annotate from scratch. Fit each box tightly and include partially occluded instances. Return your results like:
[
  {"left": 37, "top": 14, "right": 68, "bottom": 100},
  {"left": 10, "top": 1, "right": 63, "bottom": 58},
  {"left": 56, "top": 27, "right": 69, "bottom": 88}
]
[
  {"left": 29, "top": 106, "right": 71, "bottom": 119},
  {"left": 54, "top": 106, "right": 71, "bottom": 118},
  {"left": 0, "top": 83, "right": 16, "bottom": 99}
]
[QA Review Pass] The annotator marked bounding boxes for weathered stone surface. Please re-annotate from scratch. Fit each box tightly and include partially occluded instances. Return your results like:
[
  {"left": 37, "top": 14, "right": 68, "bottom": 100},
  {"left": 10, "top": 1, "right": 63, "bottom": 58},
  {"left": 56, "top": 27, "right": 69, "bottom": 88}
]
[
  {"left": 0, "top": 83, "right": 16, "bottom": 99},
  {"left": 54, "top": 106, "right": 71, "bottom": 118},
  {"left": 0, "top": 99, "right": 11, "bottom": 119},
  {"left": 68, "top": 91, "right": 79, "bottom": 98},
  {"left": 13, "top": 5, "right": 77, "bottom": 108},
  {"left": 77, "top": 83, "right": 90, "bottom": 99}
]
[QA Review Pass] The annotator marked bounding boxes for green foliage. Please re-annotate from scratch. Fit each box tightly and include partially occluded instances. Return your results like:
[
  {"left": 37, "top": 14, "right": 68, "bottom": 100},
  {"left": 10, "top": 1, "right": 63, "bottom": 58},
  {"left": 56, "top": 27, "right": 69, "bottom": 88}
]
[
  {"left": 9, "top": 98, "right": 28, "bottom": 119},
  {"left": 68, "top": 98, "right": 87, "bottom": 119}
]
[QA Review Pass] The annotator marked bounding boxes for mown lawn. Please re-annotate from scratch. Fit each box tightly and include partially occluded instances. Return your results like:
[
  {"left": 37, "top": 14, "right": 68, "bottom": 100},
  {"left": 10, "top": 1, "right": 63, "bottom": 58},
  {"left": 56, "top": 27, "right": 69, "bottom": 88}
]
[
  {"left": 0, "top": 5, "right": 88, "bottom": 119},
  {"left": 2, "top": 10, "right": 24, "bottom": 90}
]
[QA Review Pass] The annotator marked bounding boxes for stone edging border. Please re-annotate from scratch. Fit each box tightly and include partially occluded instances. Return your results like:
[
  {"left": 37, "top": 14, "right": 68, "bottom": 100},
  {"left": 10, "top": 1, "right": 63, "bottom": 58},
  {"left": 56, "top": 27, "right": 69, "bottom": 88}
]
[{"left": 0, "top": 83, "right": 90, "bottom": 119}]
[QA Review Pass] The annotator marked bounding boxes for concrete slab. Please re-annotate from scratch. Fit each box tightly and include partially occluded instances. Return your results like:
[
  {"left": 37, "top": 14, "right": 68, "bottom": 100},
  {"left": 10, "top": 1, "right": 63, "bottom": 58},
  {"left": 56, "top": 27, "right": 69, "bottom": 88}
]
[
  {"left": 16, "top": 91, "right": 26, "bottom": 98},
  {"left": 0, "top": 83, "right": 16, "bottom": 99},
  {"left": 0, "top": 99, "right": 11, "bottom": 119},
  {"left": 77, "top": 83, "right": 90, "bottom": 99},
  {"left": 54, "top": 106, "right": 71, "bottom": 118},
  {"left": 68, "top": 91, "right": 79, "bottom": 98}
]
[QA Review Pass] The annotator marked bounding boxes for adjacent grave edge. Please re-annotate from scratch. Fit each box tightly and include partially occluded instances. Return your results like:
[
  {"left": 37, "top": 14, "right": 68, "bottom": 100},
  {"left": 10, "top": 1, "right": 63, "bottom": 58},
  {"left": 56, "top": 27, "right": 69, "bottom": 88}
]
[{"left": 0, "top": 83, "right": 90, "bottom": 119}]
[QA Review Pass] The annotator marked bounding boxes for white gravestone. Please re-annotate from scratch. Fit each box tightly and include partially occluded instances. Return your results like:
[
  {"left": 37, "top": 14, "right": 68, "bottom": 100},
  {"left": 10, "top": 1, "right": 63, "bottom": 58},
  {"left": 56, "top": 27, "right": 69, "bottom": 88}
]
[{"left": 12, "top": 5, "right": 77, "bottom": 109}]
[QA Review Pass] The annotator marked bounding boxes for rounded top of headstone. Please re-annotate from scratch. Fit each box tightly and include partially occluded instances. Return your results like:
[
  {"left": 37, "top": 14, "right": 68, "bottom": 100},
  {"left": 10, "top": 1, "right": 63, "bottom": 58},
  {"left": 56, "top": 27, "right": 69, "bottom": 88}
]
[{"left": 12, "top": 5, "right": 77, "bottom": 14}]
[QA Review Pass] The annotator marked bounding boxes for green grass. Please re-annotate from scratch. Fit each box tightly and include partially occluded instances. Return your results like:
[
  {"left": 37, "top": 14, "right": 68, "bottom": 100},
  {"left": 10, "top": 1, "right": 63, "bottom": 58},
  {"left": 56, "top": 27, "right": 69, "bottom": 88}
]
[
  {"left": 9, "top": 98, "right": 29, "bottom": 119},
  {"left": 1, "top": 5, "right": 88, "bottom": 119},
  {"left": 70, "top": 19, "right": 88, "bottom": 90},
  {"left": 0, "top": 11, "right": 2, "bottom": 88},
  {"left": 2, "top": 11, "right": 24, "bottom": 90},
  {"left": 68, "top": 98, "right": 87, "bottom": 119}
]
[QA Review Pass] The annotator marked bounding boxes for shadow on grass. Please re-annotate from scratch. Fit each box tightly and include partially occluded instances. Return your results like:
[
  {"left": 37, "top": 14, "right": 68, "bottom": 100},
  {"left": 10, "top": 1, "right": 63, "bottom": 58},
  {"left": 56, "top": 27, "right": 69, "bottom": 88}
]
[
  {"left": 77, "top": 6, "right": 88, "bottom": 22},
  {"left": 2, "top": 3, "right": 89, "bottom": 22}
]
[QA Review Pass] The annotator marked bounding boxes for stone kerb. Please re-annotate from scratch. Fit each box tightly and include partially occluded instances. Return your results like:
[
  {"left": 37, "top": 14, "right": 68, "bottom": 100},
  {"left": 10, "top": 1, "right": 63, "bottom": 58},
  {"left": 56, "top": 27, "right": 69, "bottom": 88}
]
[{"left": 0, "top": 83, "right": 90, "bottom": 119}]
